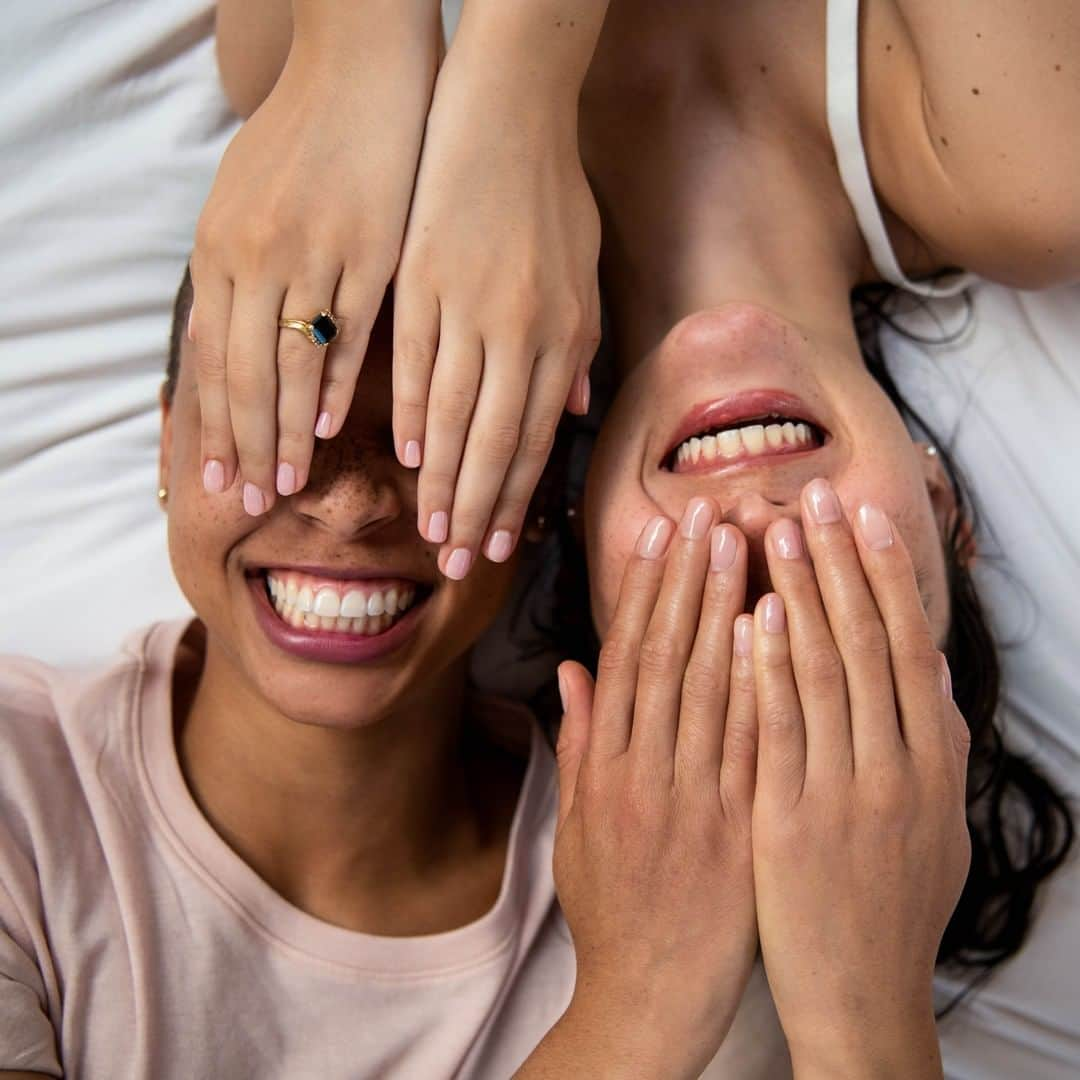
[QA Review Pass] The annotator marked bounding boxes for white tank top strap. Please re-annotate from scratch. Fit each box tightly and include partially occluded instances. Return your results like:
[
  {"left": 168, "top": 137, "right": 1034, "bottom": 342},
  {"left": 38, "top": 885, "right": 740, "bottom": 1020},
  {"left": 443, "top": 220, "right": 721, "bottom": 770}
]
[{"left": 825, "top": 0, "right": 975, "bottom": 298}]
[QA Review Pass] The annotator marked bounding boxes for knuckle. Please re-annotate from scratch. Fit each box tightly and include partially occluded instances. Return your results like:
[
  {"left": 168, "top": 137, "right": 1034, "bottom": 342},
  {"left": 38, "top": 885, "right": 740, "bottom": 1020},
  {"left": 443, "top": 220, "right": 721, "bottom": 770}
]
[
  {"left": 277, "top": 344, "right": 319, "bottom": 379},
  {"left": 799, "top": 642, "right": 844, "bottom": 685},
  {"left": 637, "top": 633, "right": 679, "bottom": 676},
  {"left": 277, "top": 428, "right": 312, "bottom": 455},
  {"left": 394, "top": 335, "right": 436, "bottom": 377},
  {"left": 681, "top": 659, "right": 722, "bottom": 711},
  {"left": 518, "top": 416, "right": 559, "bottom": 463},
  {"left": 450, "top": 505, "right": 493, "bottom": 540},
  {"left": 841, "top": 614, "right": 890, "bottom": 659},
  {"left": 890, "top": 626, "right": 939, "bottom": 672},
  {"left": 597, "top": 635, "right": 638, "bottom": 681},
  {"left": 430, "top": 388, "right": 477, "bottom": 429},
  {"left": 195, "top": 345, "right": 227, "bottom": 382},
  {"left": 479, "top": 423, "right": 521, "bottom": 463}
]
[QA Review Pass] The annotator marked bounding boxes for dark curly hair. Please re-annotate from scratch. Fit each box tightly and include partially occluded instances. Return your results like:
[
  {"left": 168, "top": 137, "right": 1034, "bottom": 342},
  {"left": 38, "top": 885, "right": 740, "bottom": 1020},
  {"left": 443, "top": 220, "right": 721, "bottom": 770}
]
[{"left": 527, "top": 287, "right": 1074, "bottom": 994}]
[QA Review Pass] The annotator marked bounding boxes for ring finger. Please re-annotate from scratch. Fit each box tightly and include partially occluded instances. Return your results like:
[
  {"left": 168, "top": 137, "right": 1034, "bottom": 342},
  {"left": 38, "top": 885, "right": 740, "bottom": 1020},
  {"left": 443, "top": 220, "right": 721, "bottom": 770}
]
[{"left": 276, "top": 269, "right": 343, "bottom": 496}]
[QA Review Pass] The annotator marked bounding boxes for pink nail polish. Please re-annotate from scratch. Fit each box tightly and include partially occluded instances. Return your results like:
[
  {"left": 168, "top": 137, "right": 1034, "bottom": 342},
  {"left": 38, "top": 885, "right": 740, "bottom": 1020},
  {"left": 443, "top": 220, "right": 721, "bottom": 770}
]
[
  {"left": 579, "top": 373, "right": 591, "bottom": 414},
  {"left": 710, "top": 525, "right": 738, "bottom": 572},
  {"left": 763, "top": 594, "right": 786, "bottom": 634},
  {"left": 202, "top": 459, "right": 225, "bottom": 494},
  {"left": 857, "top": 505, "right": 894, "bottom": 550},
  {"left": 734, "top": 615, "right": 754, "bottom": 657},
  {"left": 186, "top": 307, "right": 195, "bottom": 342},
  {"left": 680, "top": 498, "right": 715, "bottom": 540},
  {"left": 557, "top": 668, "right": 569, "bottom": 713},
  {"left": 940, "top": 653, "right": 953, "bottom": 699},
  {"left": 404, "top": 440, "right": 422, "bottom": 469},
  {"left": 276, "top": 462, "right": 297, "bottom": 497},
  {"left": 772, "top": 518, "right": 804, "bottom": 560},
  {"left": 242, "top": 483, "right": 266, "bottom": 516},
  {"left": 485, "top": 529, "right": 514, "bottom": 563},
  {"left": 427, "top": 511, "right": 449, "bottom": 544},
  {"left": 636, "top": 516, "right": 674, "bottom": 559},
  {"left": 804, "top": 478, "right": 842, "bottom": 525},
  {"left": 315, "top": 412, "right": 333, "bottom": 439},
  {"left": 445, "top": 548, "right": 472, "bottom": 580}
]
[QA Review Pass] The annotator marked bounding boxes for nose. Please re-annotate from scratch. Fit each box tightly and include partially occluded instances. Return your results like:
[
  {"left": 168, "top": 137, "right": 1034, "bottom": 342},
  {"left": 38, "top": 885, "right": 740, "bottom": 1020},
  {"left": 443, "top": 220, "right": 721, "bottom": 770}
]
[{"left": 288, "top": 442, "right": 406, "bottom": 542}]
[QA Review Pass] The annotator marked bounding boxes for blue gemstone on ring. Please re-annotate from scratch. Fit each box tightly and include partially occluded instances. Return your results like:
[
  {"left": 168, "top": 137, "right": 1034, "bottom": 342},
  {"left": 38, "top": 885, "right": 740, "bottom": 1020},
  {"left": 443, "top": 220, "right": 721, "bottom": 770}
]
[{"left": 311, "top": 313, "right": 338, "bottom": 345}]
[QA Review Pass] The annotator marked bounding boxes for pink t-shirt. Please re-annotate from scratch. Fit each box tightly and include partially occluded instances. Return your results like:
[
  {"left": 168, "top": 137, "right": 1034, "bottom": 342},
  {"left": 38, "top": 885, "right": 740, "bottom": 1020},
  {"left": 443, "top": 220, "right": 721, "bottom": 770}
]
[{"left": 0, "top": 620, "right": 788, "bottom": 1079}]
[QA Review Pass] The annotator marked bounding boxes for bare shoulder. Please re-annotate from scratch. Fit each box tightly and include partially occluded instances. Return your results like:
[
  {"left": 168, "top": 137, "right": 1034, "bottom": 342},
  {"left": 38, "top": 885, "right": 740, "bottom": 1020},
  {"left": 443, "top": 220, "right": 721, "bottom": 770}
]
[{"left": 860, "top": 0, "right": 1080, "bottom": 286}]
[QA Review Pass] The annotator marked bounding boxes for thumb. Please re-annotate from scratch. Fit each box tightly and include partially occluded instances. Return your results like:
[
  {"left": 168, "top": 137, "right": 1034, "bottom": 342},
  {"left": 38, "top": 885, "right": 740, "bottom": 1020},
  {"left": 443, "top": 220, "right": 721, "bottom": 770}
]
[{"left": 555, "top": 660, "right": 594, "bottom": 831}]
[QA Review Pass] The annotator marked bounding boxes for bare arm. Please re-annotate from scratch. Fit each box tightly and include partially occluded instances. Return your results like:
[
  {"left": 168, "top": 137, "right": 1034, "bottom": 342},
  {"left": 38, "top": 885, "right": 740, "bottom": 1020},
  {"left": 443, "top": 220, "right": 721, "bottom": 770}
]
[{"left": 864, "top": 0, "right": 1080, "bottom": 286}]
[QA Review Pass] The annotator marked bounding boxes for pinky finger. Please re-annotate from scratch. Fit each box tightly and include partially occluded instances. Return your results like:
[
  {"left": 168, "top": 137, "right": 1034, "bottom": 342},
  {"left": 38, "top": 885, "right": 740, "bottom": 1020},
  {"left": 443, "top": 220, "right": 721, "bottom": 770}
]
[
  {"left": 720, "top": 615, "right": 758, "bottom": 807},
  {"left": 392, "top": 284, "right": 440, "bottom": 469},
  {"left": 480, "top": 351, "right": 574, "bottom": 563}
]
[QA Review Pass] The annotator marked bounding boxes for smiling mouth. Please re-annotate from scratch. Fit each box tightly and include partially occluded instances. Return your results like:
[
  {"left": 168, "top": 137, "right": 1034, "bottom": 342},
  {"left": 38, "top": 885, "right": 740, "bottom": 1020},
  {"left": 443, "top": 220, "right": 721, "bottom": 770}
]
[
  {"left": 259, "top": 570, "right": 431, "bottom": 637},
  {"left": 666, "top": 414, "right": 827, "bottom": 474}
]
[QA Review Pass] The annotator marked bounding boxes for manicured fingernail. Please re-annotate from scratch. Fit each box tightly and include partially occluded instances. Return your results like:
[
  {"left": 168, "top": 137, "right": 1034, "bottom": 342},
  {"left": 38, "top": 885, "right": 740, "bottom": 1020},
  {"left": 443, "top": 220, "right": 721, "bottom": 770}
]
[
  {"left": 763, "top": 593, "right": 786, "bottom": 634},
  {"left": 734, "top": 615, "right": 754, "bottom": 656},
  {"left": 579, "top": 373, "right": 591, "bottom": 414},
  {"left": 557, "top": 668, "right": 569, "bottom": 713},
  {"left": 404, "top": 440, "right": 422, "bottom": 469},
  {"left": 940, "top": 653, "right": 953, "bottom": 699},
  {"left": 636, "top": 516, "right": 674, "bottom": 559},
  {"left": 772, "top": 517, "right": 804, "bottom": 560},
  {"left": 445, "top": 547, "right": 472, "bottom": 580},
  {"left": 710, "top": 525, "right": 738, "bottom": 571},
  {"left": 427, "top": 511, "right": 449, "bottom": 544},
  {"left": 680, "top": 497, "right": 715, "bottom": 540},
  {"left": 186, "top": 307, "right": 194, "bottom": 341},
  {"left": 805, "top": 478, "right": 842, "bottom": 525},
  {"left": 857, "top": 504, "right": 894, "bottom": 550},
  {"left": 243, "top": 483, "right": 267, "bottom": 516},
  {"left": 202, "top": 458, "right": 225, "bottom": 494},
  {"left": 276, "top": 462, "right": 297, "bottom": 497},
  {"left": 485, "top": 529, "right": 514, "bottom": 563},
  {"left": 315, "top": 411, "right": 333, "bottom": 439}
]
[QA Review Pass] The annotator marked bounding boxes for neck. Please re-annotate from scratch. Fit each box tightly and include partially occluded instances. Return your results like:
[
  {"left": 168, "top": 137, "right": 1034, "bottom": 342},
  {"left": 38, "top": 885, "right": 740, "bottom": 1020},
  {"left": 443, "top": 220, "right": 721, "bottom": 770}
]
[
  {"left": 581, "top": 0, "right": 871, "bottom": 361},
  {"left": 174, "top": 629, "right": 507, "bottom": 933}
]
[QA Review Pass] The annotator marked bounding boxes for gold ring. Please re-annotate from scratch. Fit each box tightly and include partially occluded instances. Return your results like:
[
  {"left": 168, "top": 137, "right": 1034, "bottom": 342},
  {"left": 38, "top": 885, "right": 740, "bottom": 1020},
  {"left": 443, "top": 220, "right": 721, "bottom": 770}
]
[{"left": 278, "top": 310, "right": 339, "bottom": 347}]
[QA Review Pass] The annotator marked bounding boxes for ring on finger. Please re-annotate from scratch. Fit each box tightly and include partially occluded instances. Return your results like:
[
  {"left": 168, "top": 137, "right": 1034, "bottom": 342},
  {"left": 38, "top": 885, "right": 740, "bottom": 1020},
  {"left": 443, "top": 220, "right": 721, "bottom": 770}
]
[{"left": 278, "top": 309, "right": 340, "bottom": 347}]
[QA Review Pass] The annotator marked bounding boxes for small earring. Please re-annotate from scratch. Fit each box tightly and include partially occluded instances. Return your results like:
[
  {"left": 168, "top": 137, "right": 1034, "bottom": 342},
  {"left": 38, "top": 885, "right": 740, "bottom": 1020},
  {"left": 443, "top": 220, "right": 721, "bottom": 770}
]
[
  {"left": 925, "top": 445, "right": 938, "bottom": 458},
  {"left": 157, "top": 486, "right": 168, "bottom": 504}
]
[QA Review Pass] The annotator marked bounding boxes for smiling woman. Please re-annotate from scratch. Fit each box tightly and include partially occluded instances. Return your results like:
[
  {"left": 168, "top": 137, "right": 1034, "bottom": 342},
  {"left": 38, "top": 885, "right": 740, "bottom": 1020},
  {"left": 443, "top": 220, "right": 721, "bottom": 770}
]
[{"left": 0, "top": 269, "right": 794, "bottom": 1079}]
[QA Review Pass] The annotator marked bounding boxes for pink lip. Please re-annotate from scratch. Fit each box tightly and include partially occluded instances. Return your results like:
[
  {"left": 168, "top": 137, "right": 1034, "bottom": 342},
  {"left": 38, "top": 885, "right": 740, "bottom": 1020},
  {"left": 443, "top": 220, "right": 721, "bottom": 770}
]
[
  {"left": 665, "top": 390, "right": 825, "bottom": 460},
  {"left": 248, "top": 575, "right": 428, "bottom": 664}
]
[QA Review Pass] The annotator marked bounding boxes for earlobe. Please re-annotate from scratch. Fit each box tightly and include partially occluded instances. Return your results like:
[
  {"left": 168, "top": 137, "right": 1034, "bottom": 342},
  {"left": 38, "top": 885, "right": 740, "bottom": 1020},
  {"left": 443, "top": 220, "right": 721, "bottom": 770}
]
[{"left": 919, "top": 442, "right": 976, "bottom": 564}]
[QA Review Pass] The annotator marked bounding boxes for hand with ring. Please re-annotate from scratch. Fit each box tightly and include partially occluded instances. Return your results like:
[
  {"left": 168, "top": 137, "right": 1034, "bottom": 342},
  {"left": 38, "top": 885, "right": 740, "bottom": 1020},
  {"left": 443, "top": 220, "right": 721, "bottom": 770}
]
[{"left": 190, "top": 4, "right": 442, "bottom": 514}]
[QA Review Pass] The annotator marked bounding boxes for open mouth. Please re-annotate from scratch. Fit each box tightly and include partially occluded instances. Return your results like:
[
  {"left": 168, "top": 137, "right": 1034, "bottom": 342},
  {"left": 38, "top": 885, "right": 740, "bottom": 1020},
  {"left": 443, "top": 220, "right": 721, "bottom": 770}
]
[
  {"left": 663, "top": 391, "right": 829, "bottom": 474},
  {"left": 261, "top": 570, "right": 428, "bottom": 637}
]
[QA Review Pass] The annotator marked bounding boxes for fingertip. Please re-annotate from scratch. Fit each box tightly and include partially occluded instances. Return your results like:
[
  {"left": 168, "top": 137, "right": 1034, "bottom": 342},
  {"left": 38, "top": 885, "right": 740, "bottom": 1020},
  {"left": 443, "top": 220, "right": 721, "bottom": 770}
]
[
  {"left": 315, "top": 411, "right": 333, "bottom": 440},
  {"left": 734, "top": 614, "right": 754, "bottom": 657},
  {"left": 760, "top": 593, "right": 787, "bottom": 635}
]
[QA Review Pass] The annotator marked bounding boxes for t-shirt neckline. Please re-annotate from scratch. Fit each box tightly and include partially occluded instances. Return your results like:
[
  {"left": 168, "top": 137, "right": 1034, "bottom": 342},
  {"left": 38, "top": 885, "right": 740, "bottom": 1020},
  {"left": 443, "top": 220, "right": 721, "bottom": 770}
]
[{"left": 133, "top": 619, "right": 555, "bottom": 978}]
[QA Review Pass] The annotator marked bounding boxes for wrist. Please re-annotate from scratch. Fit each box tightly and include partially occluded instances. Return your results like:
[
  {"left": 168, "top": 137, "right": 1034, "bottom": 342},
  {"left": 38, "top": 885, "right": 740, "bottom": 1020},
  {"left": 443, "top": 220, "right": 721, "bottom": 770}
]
[
  {"left": 291, "top": 0, "right": 441, "bottom": 67},
  {"left": 451, "top": 0, "right": 611, "bottom": 108},
  {"left": 788, "top": 1005, "right": 942, "bottom": 1080}
]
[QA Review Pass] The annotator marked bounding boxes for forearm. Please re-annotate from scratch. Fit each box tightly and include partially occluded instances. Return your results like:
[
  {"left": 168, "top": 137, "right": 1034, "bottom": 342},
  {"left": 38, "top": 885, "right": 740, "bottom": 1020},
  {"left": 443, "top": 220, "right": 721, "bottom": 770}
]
[
  {"left": 452, "top": 0, "right": 612, "bottom": 110},
  {"left": 515, "top": 993, "right": 704, "bottom": 1080}
]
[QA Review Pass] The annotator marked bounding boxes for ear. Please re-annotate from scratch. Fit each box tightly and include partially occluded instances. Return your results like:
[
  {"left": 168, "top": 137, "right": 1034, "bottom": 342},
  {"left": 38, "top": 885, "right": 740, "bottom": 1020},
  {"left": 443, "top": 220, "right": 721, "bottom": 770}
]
[
  {"left": 918, "top": 442, "right": 976, "bottom": 563},
  {"left": 159, "top": 381, "right": 174, "bottom": 504}
]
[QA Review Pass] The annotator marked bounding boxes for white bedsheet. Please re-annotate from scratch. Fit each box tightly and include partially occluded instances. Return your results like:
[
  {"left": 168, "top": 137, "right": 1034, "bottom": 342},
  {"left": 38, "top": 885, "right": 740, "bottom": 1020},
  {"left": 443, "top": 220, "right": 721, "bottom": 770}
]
[
  {"left": 883, "top": 282, "right": 1080, "bottom": 1079},
  {"left": 0, "top": 1, "right": 234, "bottom": 666}
]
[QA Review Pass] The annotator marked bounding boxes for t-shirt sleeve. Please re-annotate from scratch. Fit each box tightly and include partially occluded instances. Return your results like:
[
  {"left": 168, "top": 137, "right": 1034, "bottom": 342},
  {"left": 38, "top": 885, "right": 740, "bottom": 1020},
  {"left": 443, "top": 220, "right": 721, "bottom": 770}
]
[{"left": 0, "top": 882, "right": 61, "bottom": 1077}]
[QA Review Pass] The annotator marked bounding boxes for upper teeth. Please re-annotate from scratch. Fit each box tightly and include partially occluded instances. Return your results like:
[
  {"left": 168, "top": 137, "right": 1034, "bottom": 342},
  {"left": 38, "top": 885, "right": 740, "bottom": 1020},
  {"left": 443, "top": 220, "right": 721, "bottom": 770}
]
[
  {"left": 265, "top": 572, "right": 417, "bottom": 635},
  {"left": 675, "top": 421, "right": 812, "bottom": 468}
]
